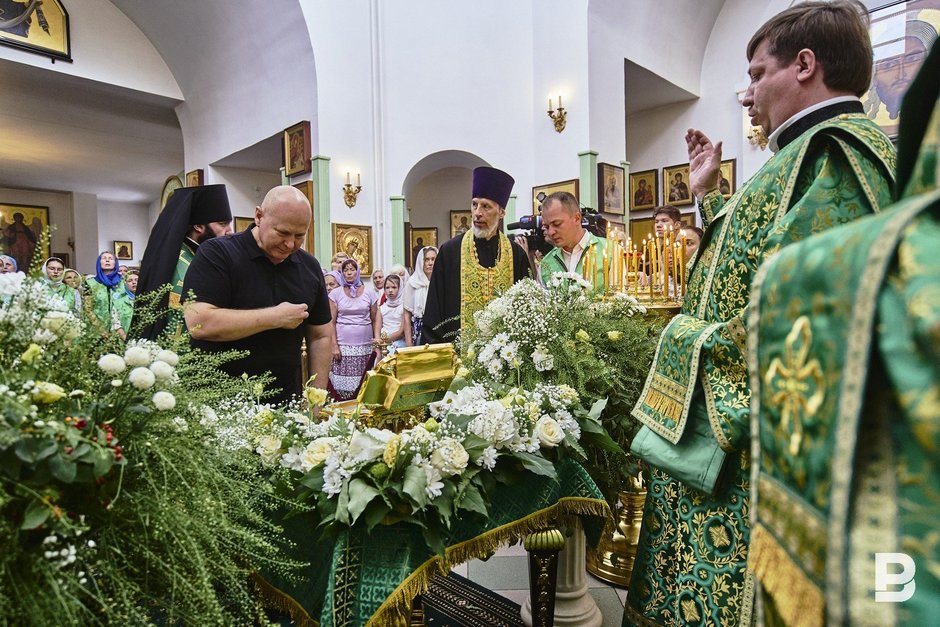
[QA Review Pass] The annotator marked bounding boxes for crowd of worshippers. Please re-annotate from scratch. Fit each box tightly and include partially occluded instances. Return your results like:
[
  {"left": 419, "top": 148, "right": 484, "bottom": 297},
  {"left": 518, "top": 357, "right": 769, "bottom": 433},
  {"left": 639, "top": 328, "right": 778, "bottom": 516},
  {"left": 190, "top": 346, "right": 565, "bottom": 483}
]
[
  {"left": 0, "top": 172, "right": 706, "bottom": 407},
  {"left": 1, "top": 251, "right": 140, "bottom": 341}
]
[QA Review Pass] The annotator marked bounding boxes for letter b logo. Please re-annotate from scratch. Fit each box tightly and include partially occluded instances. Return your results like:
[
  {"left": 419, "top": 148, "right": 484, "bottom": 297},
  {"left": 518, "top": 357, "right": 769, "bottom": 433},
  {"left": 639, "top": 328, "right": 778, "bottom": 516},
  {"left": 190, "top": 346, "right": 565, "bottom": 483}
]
[{"left": 875, "top": 553, "right": 916, "bottom": 603}]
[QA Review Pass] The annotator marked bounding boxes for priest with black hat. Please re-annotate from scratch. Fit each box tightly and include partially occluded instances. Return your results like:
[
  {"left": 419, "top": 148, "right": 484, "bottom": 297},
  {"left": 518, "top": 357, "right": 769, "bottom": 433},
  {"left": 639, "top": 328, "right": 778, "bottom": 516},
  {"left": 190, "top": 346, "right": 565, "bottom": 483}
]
[
  {"left": 421, "top": 166, "right": 530, "bottom": 344},
  {"left": 132, "top": 184, "right": 233, "bottom": 340}
]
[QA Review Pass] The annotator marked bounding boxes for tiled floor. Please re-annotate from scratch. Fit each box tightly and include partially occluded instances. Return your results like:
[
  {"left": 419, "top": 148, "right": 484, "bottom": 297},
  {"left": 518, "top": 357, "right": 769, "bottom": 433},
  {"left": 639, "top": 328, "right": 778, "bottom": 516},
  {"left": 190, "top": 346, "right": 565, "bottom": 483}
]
[{"left": 450, "top": 542, "right": 628, "bottom": 626}]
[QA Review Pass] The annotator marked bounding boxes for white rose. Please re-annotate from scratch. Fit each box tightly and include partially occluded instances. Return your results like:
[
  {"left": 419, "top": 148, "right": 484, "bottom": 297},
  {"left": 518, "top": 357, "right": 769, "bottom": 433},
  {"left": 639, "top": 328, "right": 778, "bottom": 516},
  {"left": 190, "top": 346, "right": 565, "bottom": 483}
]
[
  {"left": 152, "top": 391, "right": 176, "bottom": 410},
  {"left": 534, "top": 415, "right": 565, "bottom": 448},
  {"left": 124, "top": 346, "right": 151, "bottom": 367},
  {"left": 255, "top": 435, "right": 282, "bottom": 465},
  {"left": 156, "top": 350, "right": 179, "bottom": 367},
  {"left": 302, "top": 437, "right": 337, "bottom": 469},
  {"left": 97, "top": 354, "right": 127, "bottom": 375},
  {"left": 128, "top": 367, "right": 156, "bottom": 390},
  {"left": 39, "top": 310, "right": 68, "bottom": 333},
  {"left": 148, "top": 360, "right": 174, "bottom": 381},
  {"left": 430, "top": 437, "right": 469, "bottom": 476}
]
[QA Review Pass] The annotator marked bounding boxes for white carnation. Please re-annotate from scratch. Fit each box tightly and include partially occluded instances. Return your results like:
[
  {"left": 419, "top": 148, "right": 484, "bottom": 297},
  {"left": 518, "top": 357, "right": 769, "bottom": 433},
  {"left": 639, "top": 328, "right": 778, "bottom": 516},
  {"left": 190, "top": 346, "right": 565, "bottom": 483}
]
[
  {"left": 128, "top": 367, "right": 156, "bottom": 390},
  {"left": 477, "top": 446, "right": 498, "bottom": 470},
  {"left": 152, "top": 391, "right": 176, "bottom": 410},
  {"left": 423, "top": 464, "right": 445, "bottom": 499},
  {"left": 124, "top": 346, "right": 151, "bottom": 367},
  {"left": 97, "top": 354, "right": 126, "bottom": 375}
]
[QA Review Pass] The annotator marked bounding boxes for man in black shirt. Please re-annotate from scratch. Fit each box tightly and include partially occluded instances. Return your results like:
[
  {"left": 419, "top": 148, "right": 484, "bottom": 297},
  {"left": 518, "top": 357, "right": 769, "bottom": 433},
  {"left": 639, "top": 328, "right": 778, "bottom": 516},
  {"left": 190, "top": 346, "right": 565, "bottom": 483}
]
[{"left": 182, "top": 185, "right": 331, "bottom": 405}]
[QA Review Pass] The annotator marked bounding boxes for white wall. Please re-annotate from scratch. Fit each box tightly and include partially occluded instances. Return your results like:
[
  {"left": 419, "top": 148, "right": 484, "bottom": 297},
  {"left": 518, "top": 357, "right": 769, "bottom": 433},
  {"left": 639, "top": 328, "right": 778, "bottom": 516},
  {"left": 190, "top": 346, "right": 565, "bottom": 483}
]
[
  {"left": 211, "top": 166, "right": 282, "bottom": 221},
  {"left": 625, "top": 0, "right": 786, "bottom": 221},
  {"left": 96, "top": 200, "right": 150, "bottom": 267},
  {"left": 406, "top": 167, "right": 474, "bottom": 257},
  {"left": 0, "top": 0, "right": 180, "bottom": 99}
]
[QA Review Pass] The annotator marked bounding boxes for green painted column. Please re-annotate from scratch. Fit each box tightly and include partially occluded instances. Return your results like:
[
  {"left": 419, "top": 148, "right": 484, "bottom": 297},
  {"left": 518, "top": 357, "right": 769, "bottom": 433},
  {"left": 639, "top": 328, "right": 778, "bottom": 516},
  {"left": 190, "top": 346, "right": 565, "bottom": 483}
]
[
  {"left": 578, "top": 150, "right": 599, "bottom": 211},
  {"left": 390, "top": 196, "right": 406, "bottom": 266},
  {"left": 505, "top": 194, "right": 518, "bottom": 227},
  {"left": 622, "top": 160, "right": 631, "bottom": 219},
  {"left": 311, "top": 155, "right": 332, "bottom": 259},
  {"left": 280, "top": 167, "right": 289, "bottom": 186}
]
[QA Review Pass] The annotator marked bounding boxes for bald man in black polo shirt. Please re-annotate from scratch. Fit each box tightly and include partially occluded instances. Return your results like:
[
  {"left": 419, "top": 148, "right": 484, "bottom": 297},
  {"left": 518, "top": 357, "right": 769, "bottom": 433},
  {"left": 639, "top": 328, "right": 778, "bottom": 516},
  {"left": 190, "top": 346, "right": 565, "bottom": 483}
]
[{"left": 182, "top": 185, "right": 331, "bottom": 405}]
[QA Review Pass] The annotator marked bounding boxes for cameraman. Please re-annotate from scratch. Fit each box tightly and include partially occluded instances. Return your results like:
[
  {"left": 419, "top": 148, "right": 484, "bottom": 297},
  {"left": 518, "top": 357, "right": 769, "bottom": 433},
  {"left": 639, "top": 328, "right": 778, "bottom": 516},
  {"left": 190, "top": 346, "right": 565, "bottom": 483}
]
[{"left": 537, "top": 191, "right": 608, "bottom": 291}]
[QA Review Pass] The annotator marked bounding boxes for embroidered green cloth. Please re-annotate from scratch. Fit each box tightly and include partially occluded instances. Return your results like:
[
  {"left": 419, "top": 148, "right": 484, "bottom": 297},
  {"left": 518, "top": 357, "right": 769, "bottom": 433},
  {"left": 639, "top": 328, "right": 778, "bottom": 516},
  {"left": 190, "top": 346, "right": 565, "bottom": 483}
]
[
  {"left": 540, "top": 232, "right": 609, "bottom": 293},
  {"left": 624, "top": 113, "right": 896, "bottom": 626},
  {"left": 748, "top": 44, "right": 940, "bottom": 627},
  {"left": 459, "top": 230, "right": 514, "bottom": 336},
  {"left": 260, "top": 457, "right": 606, "bottom": 627},
  {"left": 165, "top": 241, "right": 195, "bottom": 337}
]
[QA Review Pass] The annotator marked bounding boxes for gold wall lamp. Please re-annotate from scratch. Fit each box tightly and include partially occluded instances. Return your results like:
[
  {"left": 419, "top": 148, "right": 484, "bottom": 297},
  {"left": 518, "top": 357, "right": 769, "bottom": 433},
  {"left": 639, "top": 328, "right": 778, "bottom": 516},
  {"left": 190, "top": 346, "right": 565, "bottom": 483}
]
[
  {"left": 548, "top": 95, "right": 567, "bottom": 133},
  {"left": 343, "top": 172, "right": 362, "bottom": 208}
]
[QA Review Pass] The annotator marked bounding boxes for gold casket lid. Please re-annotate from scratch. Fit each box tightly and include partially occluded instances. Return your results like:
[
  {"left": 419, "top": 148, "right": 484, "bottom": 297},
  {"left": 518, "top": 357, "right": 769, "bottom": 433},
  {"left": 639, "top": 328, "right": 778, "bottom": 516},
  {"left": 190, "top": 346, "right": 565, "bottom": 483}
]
[{"left": 356, "top": 343, "right": 458, "bottom": 412}]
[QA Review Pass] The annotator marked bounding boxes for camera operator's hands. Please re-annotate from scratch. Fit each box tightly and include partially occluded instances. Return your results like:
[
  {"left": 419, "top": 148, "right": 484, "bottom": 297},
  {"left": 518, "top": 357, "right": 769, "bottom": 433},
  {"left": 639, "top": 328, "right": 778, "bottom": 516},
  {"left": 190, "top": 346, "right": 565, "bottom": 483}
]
[{"left": 514, "top": 234, "right": 530, "bottom": 254}]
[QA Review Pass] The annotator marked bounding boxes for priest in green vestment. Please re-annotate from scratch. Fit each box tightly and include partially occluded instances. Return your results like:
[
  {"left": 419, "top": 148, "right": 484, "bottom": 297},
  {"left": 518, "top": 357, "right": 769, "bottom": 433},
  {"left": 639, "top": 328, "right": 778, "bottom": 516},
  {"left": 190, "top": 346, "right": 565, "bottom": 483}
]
[
  {"left": 747, "top": 40, "right": 940, "bottom": 627},
  {"left": 133, "top": 184, "right": 233, "bottom": 340},
  {"left": 624, "top": 2, "right": 897, "bottom": 625}
]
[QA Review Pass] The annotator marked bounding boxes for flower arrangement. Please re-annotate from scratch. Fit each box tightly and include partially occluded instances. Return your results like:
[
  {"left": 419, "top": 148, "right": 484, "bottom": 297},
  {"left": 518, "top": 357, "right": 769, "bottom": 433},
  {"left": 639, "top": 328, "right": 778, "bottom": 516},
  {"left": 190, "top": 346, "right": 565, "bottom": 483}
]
[
  {"left": 462, "top": 275, "right": 666, "bottom": 500},
  {"left": 0, "top": 274, "right": 299, "bottom": 625},
  {"left": 219, "top": 374, "right": 617, "bottom": 554}
]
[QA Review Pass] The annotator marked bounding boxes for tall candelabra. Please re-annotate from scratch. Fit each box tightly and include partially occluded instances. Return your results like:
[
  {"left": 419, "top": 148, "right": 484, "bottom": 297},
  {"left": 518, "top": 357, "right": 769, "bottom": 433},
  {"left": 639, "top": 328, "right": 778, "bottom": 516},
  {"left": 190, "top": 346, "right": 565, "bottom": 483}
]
[{"left": 582, "top": 224, "right": 687, "bottom": 306}]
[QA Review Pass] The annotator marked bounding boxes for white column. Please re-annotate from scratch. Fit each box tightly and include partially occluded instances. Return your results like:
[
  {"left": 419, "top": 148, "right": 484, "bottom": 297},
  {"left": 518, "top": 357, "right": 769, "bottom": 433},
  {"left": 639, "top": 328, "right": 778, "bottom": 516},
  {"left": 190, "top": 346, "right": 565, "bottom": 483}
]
[{"left": 521, "top": 519, "right": 602, "bottom": 627}]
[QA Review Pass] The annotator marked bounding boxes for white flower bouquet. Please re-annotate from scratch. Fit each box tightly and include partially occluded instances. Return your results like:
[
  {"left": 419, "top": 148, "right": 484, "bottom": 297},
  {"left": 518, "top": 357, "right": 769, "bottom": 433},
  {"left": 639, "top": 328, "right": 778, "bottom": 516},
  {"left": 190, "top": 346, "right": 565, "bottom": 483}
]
[{"left": 218, "top": 374, "right": 616, "bottom": 554}]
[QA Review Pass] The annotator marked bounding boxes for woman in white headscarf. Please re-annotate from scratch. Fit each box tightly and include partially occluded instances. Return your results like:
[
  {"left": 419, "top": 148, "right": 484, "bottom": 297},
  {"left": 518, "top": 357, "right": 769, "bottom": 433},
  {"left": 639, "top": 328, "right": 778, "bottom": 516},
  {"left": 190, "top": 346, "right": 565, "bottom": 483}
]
[
  {"left": 402, "top": 246, "right": 437, "bottom": 345},
  {"left": 41, "top": 256, "right": 82, "bottom": 314}
]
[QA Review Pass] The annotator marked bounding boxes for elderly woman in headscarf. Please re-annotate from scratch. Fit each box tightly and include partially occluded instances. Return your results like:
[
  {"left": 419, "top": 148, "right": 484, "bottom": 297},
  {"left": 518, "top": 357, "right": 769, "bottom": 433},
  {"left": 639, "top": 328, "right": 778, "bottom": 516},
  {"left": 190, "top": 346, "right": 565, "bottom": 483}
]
[
  {"left": 84, "top": 251, "right": 133, "bottom": 340},
  {"left": 328, "top": 258, "right": 381, "bottom": 400},
  {"left": 41, "top": 256, "right": 81, "bottom": 314},
  {"left": 402, "top": 246, "right": 437, "bottom": 345},
  {"left": 323, "top": 270, "right": 342, "bottom": 293},
  {"left": 0, "top": 255, "right": 17, "bottom": 274}
]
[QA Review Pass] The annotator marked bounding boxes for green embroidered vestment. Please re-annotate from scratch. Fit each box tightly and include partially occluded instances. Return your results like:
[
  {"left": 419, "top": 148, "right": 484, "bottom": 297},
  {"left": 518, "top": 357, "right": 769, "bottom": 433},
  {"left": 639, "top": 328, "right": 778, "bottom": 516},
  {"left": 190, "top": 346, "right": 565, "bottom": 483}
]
[
  {"left": 623, "top": 113, "right": 896, "bottom": 627},
  {"left": 748, "top": 45, "right": 940, "bottom": 627}
]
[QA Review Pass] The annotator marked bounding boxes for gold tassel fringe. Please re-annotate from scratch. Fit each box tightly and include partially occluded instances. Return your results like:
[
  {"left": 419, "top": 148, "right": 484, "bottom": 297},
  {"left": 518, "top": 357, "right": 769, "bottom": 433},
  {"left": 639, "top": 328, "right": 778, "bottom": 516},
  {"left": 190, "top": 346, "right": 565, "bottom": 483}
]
[
  {"left": 251, "top": 572, "right": 319, "bottom": 627},
  {"left": 644, "top": 389, "right": 683, "bottom": 422},
  {"left": 749, "top": 524, "right": 824, "bottom": 627},
  {"left": 367, "top": 497, "right": 610, "bottom": 627}
]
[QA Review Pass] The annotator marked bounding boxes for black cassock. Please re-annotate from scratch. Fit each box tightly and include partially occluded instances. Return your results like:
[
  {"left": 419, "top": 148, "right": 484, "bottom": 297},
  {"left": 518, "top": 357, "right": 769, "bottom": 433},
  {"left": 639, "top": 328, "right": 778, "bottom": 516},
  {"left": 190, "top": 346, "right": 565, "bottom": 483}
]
[{"left": 421, "top": 234, "right": 530, "bottom": 343}]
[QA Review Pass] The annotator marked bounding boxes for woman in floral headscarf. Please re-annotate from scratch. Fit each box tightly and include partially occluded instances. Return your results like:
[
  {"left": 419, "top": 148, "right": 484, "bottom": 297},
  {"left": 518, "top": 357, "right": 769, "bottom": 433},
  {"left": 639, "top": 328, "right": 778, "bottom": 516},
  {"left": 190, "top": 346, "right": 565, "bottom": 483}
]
[
  {"left": 84, "top": 251, "right": 133, "bottom": 340},
  {"left": 328, "top": 258, "right": 381, "bottom": 400},
  {"left": 402, "top": 246, "right": 437, "bottom": 345}
]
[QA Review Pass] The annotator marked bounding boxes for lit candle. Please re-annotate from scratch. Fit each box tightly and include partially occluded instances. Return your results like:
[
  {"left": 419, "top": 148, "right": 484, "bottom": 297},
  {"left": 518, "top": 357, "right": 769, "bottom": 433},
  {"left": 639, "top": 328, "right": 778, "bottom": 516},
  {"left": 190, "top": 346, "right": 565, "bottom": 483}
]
[
  {"left": 549, "top": 97, "right": 553, "bottom": 111},
  {"left": 558, "top": 95, "right": 563, "bottom": 109},
  {"left": 357, "top": 172, "right": 361, "bottom": 187},
  {"left": 346, "top": 172, "right": 351, "bottom": 185},
  {"left": 603, "top": 248, "right": 609, "bottom": 294}
]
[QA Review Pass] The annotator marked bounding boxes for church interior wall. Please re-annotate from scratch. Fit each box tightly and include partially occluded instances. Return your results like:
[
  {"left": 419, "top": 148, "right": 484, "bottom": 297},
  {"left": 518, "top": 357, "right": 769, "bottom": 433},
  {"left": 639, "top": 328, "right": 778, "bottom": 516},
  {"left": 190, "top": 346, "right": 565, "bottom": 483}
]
[
  {"left": 624, "top": 0, "right": 786, "bottom": 225},
  {"left": 210, "top": 166, "right": 282, "bottom": 224},
  {"left": 95, "top": 200, "right": 149, "bottom": 267},
  {"left": 405, "top": 167, "right": 473, "bottom": 263}
]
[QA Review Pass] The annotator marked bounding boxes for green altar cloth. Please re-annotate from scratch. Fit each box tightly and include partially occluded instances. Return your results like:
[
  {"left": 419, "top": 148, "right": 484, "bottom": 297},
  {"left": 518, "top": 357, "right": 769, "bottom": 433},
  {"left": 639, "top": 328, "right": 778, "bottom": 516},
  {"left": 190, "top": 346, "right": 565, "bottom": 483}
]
[{"left": 258, "top": 457, "right": 608, "bottom": 627}]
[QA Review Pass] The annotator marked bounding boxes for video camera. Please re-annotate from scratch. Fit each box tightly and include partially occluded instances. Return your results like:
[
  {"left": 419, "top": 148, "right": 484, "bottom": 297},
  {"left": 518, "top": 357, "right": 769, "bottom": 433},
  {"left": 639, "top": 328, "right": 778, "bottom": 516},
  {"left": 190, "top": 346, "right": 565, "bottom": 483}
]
[{"left": 507, "top": 192, "right": 608, "bottom": 255}]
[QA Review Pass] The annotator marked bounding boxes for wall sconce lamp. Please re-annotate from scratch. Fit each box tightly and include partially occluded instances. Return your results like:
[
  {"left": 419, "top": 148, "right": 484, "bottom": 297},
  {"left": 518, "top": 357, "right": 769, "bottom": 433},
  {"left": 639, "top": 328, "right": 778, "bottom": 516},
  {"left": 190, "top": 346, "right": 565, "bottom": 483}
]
[
  {"left": 343, "top": 172, "right": 362, "bottom": 208},
  {"left": 547, "top": 96, "right": 566, "bottom": 133},
  {"left": 747, "top": 126, "right": 768, "bottom": 150}
]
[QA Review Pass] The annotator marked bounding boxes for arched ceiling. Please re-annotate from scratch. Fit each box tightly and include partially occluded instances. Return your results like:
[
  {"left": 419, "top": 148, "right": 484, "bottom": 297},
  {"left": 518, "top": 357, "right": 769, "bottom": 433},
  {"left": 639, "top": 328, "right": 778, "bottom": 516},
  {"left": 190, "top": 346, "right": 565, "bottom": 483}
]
[{"left": 0, "top": 0, "right": 315, "bottom": 204}]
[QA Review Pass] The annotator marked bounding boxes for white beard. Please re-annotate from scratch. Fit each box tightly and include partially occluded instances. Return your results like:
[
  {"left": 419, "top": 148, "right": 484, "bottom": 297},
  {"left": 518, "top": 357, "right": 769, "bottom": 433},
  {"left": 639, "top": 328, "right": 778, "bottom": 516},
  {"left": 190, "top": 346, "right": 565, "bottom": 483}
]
[{"left": 472, "top": 225, "right": 498, "bottom": 239}]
